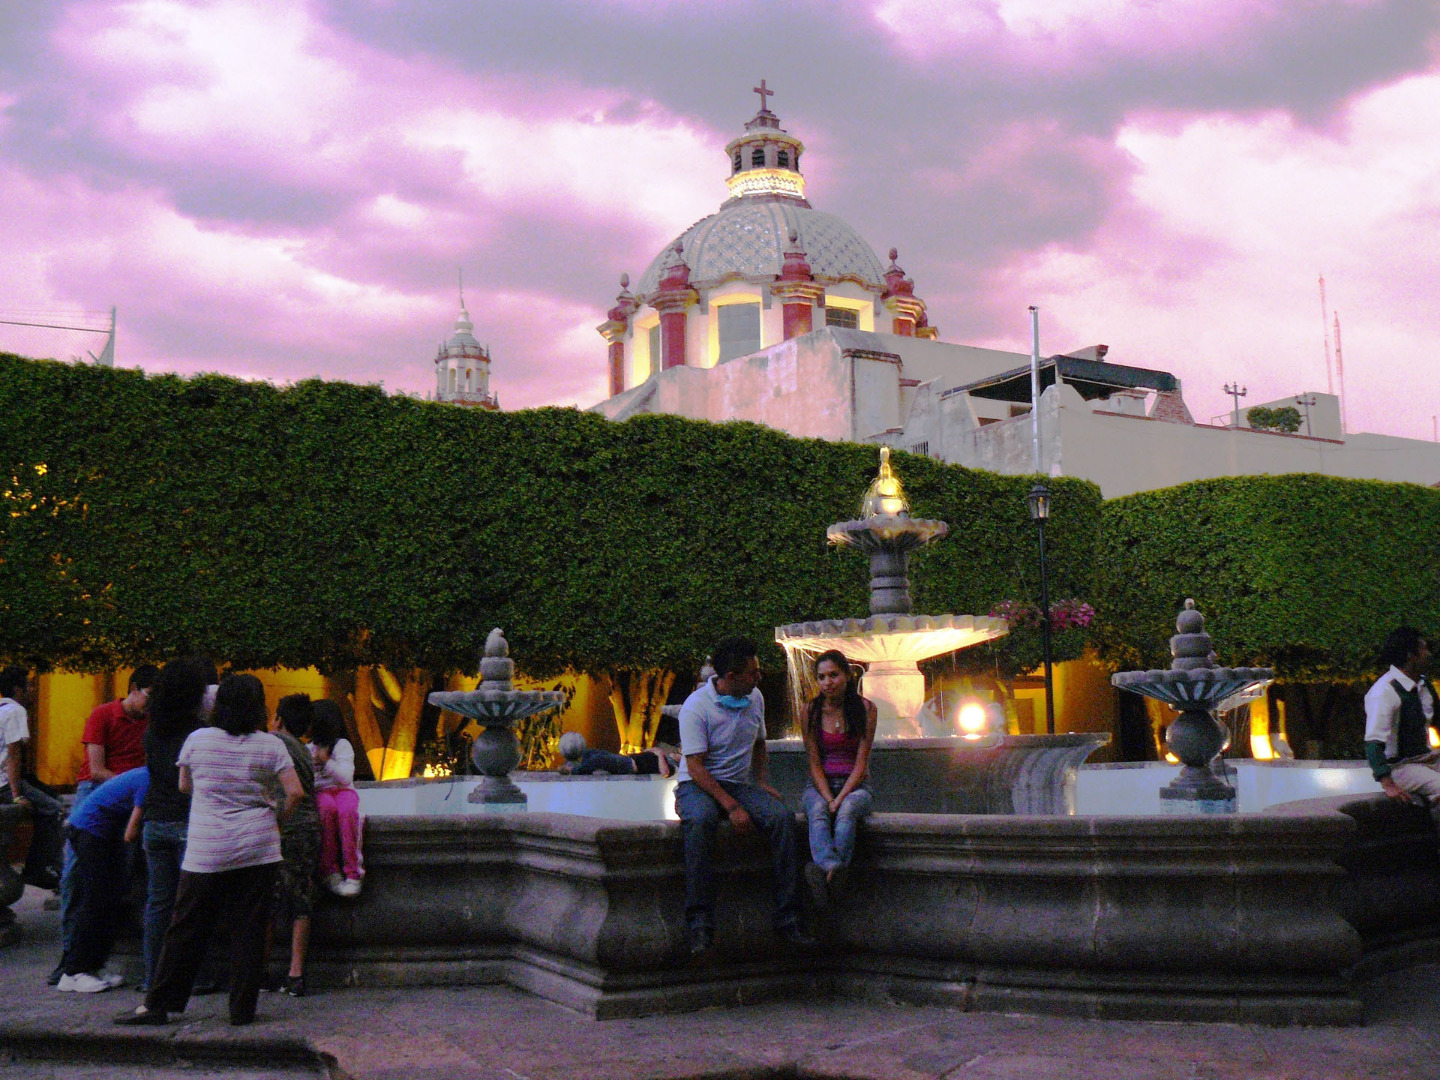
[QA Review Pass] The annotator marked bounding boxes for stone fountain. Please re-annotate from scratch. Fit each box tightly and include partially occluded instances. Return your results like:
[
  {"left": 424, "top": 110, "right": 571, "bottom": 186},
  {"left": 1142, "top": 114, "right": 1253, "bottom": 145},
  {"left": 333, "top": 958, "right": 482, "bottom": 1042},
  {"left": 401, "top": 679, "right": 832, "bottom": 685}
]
[
  {"left": 775, "top": 446, "right": 1008, "bottom": 738},
  {"left": 771, "top": 448, "right": 1108, "bottom": 814},
  {"left": 427, "top": 628, "right": 566, "bottom": 805},
  {"left": 1112, "top": 599, "right": 1273, "bottom": 810}
]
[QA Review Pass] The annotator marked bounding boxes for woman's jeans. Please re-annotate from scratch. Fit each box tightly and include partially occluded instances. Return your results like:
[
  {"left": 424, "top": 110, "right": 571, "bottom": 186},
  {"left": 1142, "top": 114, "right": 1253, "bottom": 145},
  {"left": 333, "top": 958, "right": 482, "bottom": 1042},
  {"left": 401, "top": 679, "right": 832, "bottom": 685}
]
[
  {"left": 141, "top": 820, "right": 187, "bottom": 991},
  {"left": 801, "top": 779, "right": 873, "bottom": 873}
]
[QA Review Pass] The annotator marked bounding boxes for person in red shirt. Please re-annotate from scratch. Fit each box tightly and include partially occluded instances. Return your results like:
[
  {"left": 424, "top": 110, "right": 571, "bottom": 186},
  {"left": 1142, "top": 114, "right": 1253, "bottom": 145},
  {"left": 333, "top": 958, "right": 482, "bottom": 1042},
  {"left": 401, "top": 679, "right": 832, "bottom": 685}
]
[
  {"left": 76, "top": 666, "right": 160, "bottom": 791},
  {"left": 50, "top": 665, "right": 160, "bottom": 986}
]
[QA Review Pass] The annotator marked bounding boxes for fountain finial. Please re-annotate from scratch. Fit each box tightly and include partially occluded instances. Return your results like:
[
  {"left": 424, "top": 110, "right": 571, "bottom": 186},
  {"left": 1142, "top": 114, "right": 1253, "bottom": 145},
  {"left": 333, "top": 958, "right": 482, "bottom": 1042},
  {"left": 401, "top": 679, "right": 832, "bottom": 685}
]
[
  {"left": 485, "top": 627, "right": 509, "bottom": 657},
  {"left": 861, "top": 446, "right": 910, "bottom": 518}
]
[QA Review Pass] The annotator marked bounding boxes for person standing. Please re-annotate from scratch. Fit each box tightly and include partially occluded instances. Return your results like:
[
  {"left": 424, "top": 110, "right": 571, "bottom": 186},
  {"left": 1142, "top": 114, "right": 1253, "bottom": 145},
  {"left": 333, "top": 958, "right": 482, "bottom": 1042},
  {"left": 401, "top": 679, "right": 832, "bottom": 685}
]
[
  {"left": 55, "top": 766, "right": 149, "bottom": 993},
  {"left": 1364, "top": 627, "right": 1440, "bottom": 816},
  {"left": 266, "top": 694, "right": 320, "bottom": 996},
  {"left": 53, "top": 665, "right": 159, "bottom": 981},
  {"left": 0, "top": 667, "right": 63, "bottom": 894},
  {"left": 116, "top": 674, "right": 302, "bottom": 1028},
  {"left": 674, "top": 636, "right": 809, "bottom": 955},
  {"left": 138, "top": 658, "right": 209, "bottom": 994}
]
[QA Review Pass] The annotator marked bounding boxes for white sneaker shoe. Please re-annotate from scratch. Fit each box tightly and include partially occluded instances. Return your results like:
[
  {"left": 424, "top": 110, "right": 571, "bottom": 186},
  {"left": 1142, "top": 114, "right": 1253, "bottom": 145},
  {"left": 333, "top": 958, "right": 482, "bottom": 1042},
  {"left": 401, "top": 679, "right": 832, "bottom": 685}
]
[
  {"left": 57, "top": 972, "right": 111, "bottom": 993},
  {"left": 324, "top": 873, "right": 345, "bottom": 894},
  {"left": 101, "top": 971, "right": 126, "bottom": 988},
  {"left": 336, "top": 877, "right": 362, "bottom": 897}
]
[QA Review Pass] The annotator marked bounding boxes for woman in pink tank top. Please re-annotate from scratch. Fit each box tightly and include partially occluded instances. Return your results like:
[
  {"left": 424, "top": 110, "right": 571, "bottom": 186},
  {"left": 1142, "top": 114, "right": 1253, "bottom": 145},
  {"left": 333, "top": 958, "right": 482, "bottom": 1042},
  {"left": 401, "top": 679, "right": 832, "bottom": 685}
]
[{"left": 799, "top": 650, "right": 877, "bottom": 909}]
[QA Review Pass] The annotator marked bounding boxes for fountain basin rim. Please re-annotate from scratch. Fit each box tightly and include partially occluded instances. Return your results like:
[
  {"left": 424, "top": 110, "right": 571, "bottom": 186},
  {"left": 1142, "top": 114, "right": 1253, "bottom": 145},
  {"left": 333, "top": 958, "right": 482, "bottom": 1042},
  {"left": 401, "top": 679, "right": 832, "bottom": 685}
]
[
  {"left": 826, "top": 515, "right": 949, "bottom": 546},
  {"left": 1110, "top": 667, "right": 1273, "bottom": 708},
  {"left": 776, "top": 613, "right": 1008, "bottom": 663},
  {"left": 428, "top": 688, "right": 567, "bottom": 724}
]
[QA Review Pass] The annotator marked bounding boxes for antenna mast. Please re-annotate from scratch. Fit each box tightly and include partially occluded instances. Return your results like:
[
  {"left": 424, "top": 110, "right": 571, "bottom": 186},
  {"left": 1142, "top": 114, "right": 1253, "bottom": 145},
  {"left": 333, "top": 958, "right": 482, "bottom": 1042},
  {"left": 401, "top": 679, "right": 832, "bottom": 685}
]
[
  {"left": 1319, "top": 275, "right": 1333, "bottom": 395},
  {"left": 1333, "top": 312, "right": 1347, "bottom": 434}
]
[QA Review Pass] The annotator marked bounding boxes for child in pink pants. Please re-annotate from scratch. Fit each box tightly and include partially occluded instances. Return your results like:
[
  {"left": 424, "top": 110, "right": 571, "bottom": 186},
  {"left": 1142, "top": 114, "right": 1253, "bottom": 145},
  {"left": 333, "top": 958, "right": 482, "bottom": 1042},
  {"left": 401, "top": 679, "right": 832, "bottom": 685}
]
[{"left": 309, "top": 701, "right": 362, "bottom": 897}]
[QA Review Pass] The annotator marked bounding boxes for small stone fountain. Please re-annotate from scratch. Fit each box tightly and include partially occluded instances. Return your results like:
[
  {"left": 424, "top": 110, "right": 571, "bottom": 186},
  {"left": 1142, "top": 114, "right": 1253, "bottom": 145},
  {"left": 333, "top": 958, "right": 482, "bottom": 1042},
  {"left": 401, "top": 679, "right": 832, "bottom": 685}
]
[
  {"left": 1112, "top": 599, "right": 1273, "bottom": 810},
  {"left": 427, "top": 628, "right": 566, "bottom": 805},
  {"left": 776, "top": 446, "right": 1008, "bottom": 737}
]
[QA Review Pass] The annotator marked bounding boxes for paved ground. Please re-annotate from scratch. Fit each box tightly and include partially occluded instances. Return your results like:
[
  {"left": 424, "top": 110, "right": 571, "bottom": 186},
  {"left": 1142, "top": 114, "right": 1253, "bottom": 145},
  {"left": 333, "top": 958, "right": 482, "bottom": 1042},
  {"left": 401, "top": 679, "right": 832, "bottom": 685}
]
[{"left": 3, "top": 887, "right": 1439, "bottom": 1079}]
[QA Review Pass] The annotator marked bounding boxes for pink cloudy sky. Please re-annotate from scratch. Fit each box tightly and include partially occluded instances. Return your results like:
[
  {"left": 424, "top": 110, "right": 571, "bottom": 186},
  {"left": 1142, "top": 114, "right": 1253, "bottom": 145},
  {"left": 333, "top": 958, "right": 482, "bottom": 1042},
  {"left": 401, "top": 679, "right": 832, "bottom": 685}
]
[{"left": 2, "top": 0, "right": 1439, "bottom": 436}]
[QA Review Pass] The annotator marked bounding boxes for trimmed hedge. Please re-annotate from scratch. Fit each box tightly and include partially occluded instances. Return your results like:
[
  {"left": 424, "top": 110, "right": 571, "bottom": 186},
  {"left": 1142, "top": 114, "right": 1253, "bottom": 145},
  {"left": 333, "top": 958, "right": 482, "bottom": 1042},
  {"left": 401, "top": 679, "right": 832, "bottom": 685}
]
[
  {"left": 1095, "top": 475, "right": 1440, "bottom": 681},
  {"left": 0, "top": 354, "right": 1100, "bottom": 677}
]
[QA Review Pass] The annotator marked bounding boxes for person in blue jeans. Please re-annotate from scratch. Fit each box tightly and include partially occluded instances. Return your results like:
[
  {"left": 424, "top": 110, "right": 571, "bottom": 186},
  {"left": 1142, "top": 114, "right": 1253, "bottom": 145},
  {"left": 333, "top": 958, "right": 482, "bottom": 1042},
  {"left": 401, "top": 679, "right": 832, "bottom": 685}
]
[
  {"left": 798, "top": 650, "right": 877, "bottom": 909},
  {"left": 56, "top": 766, "right": 149, "bottom": 992},
  {"left": 138, "top": 659, "right": 209, "bottom": 993},
  {"left": 674, "top": 636, "right": 809, "bottom": 956}
]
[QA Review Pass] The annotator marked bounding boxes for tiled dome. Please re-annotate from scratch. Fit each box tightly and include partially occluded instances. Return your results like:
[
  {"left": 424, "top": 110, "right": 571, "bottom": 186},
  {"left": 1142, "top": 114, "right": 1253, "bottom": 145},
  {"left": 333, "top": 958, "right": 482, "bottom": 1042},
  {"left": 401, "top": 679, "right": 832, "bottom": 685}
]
[{"left": 636, "top": 201, "right": 887, "bottom": 296}]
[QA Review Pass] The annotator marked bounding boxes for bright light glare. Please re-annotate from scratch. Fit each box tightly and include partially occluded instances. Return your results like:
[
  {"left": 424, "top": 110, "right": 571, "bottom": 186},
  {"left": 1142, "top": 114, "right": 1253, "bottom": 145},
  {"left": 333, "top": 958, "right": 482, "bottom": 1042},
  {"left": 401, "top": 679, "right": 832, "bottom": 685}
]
[{"left": 957, "top": 701, "right": 987, "bottom": 739}]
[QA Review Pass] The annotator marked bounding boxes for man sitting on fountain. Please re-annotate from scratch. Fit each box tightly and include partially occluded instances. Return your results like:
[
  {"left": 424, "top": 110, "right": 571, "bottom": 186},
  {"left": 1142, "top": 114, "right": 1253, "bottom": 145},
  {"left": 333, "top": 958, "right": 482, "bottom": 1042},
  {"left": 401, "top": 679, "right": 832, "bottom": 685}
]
[
  {"left": 674, "top": 636, "right": 810, "bottom": 955},
  {"left": 1364, "top": 626, "right": 1440, "bottom": 816},
  {"left": 556, "top": 733, "right": 679, "bottom": 777}
]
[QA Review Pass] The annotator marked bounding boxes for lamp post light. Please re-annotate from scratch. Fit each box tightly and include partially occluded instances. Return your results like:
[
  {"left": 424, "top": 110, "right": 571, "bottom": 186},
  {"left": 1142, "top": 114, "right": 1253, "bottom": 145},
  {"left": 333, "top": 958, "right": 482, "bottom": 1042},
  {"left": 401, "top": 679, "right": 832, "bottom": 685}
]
[
  {"left": 1026, "top": 483, "right": 1056, "bottom": 736},
  {"left": 1295, "top": 394, "right": 1316, "bottom": 436}
]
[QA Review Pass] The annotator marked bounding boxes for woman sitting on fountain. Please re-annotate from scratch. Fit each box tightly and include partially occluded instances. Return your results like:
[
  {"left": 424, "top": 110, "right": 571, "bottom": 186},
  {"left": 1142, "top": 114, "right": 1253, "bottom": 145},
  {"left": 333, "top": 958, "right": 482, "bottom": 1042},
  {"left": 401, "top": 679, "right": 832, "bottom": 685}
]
[
  {"left": 556, "top": 732, "right": 679, "bottom": 777},
  {"left": 800, "top": 650, "right": 877, "bottom": 908}
]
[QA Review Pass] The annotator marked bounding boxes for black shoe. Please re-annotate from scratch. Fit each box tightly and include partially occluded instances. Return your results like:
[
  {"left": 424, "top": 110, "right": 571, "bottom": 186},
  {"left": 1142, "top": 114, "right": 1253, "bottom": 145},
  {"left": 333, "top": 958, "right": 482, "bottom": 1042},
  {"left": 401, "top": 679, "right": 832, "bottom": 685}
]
[
  {"left": 828, "top": 865, "right": 851, "bottom": 901},
  {"left": 804, "top": 863, "right": 829, "bottom": 910},
  {"left": 46, "top": 964, "right": 64, "bottom": 988},
  {"left": 688, "top": 925, "right": 714, "bottom": 956},
  {"left": 114, "top": 1007, "right": 168, "bottom": 1026},
  {"left": 258, "top": 974, "right": 283, "bottom": 993},
  {"left": 284, "top": 975, "right": 305, "bottom": 998},
  {"left": 228, "top": 1013, "right": 254, "bottom": 1026},
  {"left": 24, "top": 869, "right": 60, "bottom": 892},
  {"left": 776, "top": 923, "right": 816, "bottom": 949}
]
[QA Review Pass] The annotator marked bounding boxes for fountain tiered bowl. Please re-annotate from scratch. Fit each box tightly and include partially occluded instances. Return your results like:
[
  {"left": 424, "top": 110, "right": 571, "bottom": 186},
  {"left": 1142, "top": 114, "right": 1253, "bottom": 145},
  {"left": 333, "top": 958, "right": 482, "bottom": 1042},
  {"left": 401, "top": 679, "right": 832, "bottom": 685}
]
[{"left": 429, "top": 628, "right": 566, "bottom": 805}]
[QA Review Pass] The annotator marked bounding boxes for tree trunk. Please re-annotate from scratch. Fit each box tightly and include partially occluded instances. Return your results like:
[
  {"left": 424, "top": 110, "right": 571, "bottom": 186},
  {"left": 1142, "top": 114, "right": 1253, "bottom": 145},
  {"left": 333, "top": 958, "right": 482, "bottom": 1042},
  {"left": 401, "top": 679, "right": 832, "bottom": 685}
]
[
  {"left": 349, "top": 667, "right": 387, "bottom": 779},
  {"left": 377, "top": 668, "right": 428, "bottom": 781},
  {"left": 607, "top": 669, "right": 676, "bottom": 753}
]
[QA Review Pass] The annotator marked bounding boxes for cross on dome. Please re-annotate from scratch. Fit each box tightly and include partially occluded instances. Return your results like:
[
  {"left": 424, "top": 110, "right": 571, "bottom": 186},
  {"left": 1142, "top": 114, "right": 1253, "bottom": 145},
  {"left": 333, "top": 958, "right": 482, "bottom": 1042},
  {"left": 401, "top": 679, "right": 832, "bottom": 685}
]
[{"left": 753, "top": 79, "right": 774, "bottom": 112}]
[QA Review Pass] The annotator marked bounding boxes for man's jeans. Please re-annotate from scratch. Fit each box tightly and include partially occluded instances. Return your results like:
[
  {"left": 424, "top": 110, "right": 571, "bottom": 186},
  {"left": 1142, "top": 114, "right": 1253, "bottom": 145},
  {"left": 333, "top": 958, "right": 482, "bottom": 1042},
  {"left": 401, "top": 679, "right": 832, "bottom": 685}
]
[
  {"left": 674, "top": 779, "right": 801, "bottom": 933},
  {"left": 141, "top": 820, "right": 188, "bottom": 991},
  {"left": 571, "top": 749, "right": 637, "bottom": 775},
  {"left": 801, "top": 780, "right": 873, "bottom": 873},
  {"left": 58, "top": 779, "right": 98, "bottom": 956},
  {"left": 0, "top": 778, "right": 64, "bottom": 887}
]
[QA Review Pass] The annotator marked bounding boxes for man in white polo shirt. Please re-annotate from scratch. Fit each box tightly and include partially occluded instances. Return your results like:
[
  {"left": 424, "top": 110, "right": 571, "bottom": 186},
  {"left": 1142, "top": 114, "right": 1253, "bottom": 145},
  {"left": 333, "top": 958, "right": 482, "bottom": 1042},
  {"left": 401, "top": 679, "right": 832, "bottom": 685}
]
[
  {"left": 1364, "top": 626, "right": 1439, "bottom": 814},
  {"left": 674, "top": 636, "right": 808, "bottom": 956}
]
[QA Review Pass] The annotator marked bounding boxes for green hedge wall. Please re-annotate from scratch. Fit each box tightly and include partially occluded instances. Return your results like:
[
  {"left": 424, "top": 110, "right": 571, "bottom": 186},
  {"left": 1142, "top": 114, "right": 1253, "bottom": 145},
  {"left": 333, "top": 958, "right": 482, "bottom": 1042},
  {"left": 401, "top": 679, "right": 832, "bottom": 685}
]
[
  {"left": 1095, "top": 474, "right": 1440, "bottom": 681},
  {"left": 0, "top": 354, "right": 1100, "bottom": 677}
]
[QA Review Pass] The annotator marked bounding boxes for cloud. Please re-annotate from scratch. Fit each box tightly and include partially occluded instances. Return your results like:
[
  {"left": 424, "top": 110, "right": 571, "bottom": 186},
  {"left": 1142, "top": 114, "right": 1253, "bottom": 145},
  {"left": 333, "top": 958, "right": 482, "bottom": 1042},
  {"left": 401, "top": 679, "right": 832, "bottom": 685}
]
[{"left": 1, "top": 0, "right": 1439, "bottom": 438}]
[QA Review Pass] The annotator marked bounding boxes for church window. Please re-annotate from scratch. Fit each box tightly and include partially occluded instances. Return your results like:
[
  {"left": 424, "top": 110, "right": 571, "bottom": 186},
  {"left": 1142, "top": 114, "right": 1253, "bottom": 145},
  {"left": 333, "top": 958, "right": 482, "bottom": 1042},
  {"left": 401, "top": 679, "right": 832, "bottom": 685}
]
[
  {"left": 751, "top": 147, "right": 765, "bottom": 167},
  {"left": 826, "top": 307, "right": 859, "bottom": 330},
  {"left": 648, "top": 325, "right": 662, "bottom": 376},
  {"left": 792, "top": 151, "right": 800, "bottom": 171},
  {"left": 732, "top": 151, "right": 742, "bottom": 174},
  {"left": 717, "top": 303, "right": 762, "bottom": 363},
  {"left": 777, "top": 149, "right": 789, "bottom": 169}
]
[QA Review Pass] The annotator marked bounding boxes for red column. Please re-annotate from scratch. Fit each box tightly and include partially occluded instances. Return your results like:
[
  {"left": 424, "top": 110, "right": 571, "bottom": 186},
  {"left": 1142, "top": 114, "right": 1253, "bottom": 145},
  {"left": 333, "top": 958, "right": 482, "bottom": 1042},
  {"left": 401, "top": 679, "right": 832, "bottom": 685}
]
[
  {"left": 659, "top": 307, "right": 688, "bottom": 370},
  {"left": 607, "top": 340, "right": 625, "bottom": 396},
  {"left": 782, "top": 301, "right": 812, "bottom": 339}
]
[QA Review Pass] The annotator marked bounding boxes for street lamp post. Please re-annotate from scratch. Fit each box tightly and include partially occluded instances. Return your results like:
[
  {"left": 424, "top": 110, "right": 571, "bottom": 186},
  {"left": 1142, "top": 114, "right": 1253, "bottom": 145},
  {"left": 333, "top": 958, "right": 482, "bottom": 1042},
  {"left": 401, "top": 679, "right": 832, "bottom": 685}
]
[
  {"left": 1295, "top": 394, "right": 1316, "bottom": 436},
  {"left": 1026, "top": 483, "right": 1056, "bottom": 735}
]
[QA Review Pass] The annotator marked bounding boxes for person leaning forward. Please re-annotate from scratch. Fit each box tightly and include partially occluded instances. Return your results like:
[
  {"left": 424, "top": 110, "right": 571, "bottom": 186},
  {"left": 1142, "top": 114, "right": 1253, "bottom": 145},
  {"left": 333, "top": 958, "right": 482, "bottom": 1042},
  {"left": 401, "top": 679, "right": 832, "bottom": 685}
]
[
  {"left": 674, "top": 635, "right": 811, "bottom": 956},
  {"left": 1364, "top": 627, "right": 1440, "bottom": 821}
]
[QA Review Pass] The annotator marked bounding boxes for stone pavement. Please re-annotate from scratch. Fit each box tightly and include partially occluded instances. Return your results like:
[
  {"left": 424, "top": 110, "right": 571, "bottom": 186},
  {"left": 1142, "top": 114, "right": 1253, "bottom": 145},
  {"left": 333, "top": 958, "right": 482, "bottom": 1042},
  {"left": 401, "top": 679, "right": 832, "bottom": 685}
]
[{"left": 3, "top": 887, "right": 1439, "bottom": 1080}]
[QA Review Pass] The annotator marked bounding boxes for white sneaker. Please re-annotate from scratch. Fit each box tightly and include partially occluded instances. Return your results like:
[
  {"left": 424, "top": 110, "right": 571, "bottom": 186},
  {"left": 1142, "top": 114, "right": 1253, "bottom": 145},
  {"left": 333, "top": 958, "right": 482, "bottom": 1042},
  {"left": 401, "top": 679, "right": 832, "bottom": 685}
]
[
  {"left": 324, "top": 873, "right": 345, "bottom": 894},
  {"left": 336, "top": 877, "right": 362, "bottom": 897},
  {"left": 101, "top": 971, "right": 126, "bottom": 988},
  {"left": 57, "top": 972, "right": 111, "bottom": 993}
]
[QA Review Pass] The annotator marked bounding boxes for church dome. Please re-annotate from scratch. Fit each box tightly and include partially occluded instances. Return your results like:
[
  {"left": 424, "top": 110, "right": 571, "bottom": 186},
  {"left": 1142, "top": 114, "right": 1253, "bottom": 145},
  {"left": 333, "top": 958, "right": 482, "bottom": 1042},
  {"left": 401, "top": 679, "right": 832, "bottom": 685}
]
[{"left": 635, "top": 202, "right": 887, "bottom": 296}]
